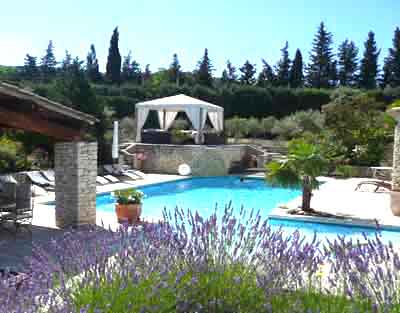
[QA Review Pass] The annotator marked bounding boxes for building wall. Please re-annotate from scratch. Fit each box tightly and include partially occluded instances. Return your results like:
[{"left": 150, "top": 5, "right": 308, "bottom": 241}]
[{"left": 125, "top": 144, "right": 253, "bottom": 176}]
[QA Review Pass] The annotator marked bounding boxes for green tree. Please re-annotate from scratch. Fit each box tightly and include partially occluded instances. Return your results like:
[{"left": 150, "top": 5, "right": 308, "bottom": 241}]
[
  {"left": 23, "top": 54, "right": 39, "bottom": 80},
  {"left": 338, "top": 39, "right": 359, "bottom": 87},
  {"left": 106, "top": 27, "right": 122, "bottom": 84},
  {"left": 359, "top": 31, "right": 380, "bottom": 89},
  {"left": 61, "top": 50, "right": 72, "bottom": 73},
  {"left": 239, "top": 60, "right": 256, "bottom": 85},
  {"left": 289, "top": 49, "right": 303, "bottom": 88},
  {"left": 221, "top": 60, "right": 238, "bottom": 85},
  {"left": 382, "top": 27, "right": 400, "bottom": 87},
  {"left": 275, "top": 41, "right": 291, "bottom": 86},
  {"left": 168, "top": 53, "right": 181, "bottom": 86},
  {"left": 257, "top": 59, "right": 275, "bottom": 87},
  {"left": 121, "top": 51, "right": 142, "bottom": 84},
  {"left": 86, "top": 44, "right": 101, "bottom": 82},
  {"left": 40, "top": 40, "right": 57, "bottom": 79},
  {"left": 195, "top": 48, "right": 213, "bottom": 87},
  {"left": 266, "top": 139, "right": 327, "bottom": 212},
  {"left": 306, "top": 22, "right": 335, "bottom": 88},
  {"left": 142, "top": 64, "right": 151, "bottom": 84}
]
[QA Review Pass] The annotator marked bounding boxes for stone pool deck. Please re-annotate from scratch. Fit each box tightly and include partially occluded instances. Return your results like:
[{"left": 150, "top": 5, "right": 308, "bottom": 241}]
[{"left": 269, "top": 177, "right": 400, "bottom": 231}]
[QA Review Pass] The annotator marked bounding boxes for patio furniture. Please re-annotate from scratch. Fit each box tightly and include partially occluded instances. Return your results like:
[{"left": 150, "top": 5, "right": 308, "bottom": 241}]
[
  {"left": 96, "top": 176, "right": 110, "bottom": 185},
  {"left": 141, "top": 129, "right": 171, "bottom": 144},
  {"left": 355, "top": 180, "right": 392, "bottom": 192},
  {"left": 103, "top": 165, "right": 144, "bottom": 181},
  {"left": 370, "top": 166, "right": 392, "bottom": 180},
  {"left": 0, "top": 182, "right": 17, "bottom": 224},
  {"left": 1, "top": 183, "right": 33, "bottom": 232},
  {"left": 41, "top": 170, "right": 55, "bottom": 183},
  {"left": 26, "top": 171, "right": 54, "bottom": 190},
  {"left": 103, "top": 175, "right": 120, "bottom": 183}
]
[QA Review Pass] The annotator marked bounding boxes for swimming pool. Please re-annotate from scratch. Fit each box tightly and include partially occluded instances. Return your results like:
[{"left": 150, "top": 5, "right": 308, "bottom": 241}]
[{"left": 97, "top": 176, "right": 400, "bottom": 243}]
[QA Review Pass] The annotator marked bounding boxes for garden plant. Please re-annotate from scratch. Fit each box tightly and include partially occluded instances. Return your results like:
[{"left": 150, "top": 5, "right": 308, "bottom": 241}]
[{"left": 1, "top": 204, "right": 400, "bottom": 312}]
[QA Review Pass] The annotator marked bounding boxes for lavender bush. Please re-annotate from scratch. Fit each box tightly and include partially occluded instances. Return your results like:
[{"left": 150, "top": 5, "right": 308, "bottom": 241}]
[{"left": 1, "top": 205, "right": 400, "bottom": 312}]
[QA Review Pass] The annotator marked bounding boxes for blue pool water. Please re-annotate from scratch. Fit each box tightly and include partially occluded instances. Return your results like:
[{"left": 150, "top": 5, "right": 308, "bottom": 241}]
[{"left": 97, "top": 176, "right": 400, "bottom": 243}]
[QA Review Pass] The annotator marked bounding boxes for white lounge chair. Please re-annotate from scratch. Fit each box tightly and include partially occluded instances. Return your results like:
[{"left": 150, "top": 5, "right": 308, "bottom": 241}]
[
  {"left": 96, "top": 176, "right": 110, "bottom": 185},
  {"left": 41, "top": 170, "right": 55, "bottom": 183},
  {"left": 103, "top": 165, "right": 143, "bottom": 181},
  {"left": 26, "top": 171, "right": 54, "bottom": 189},
  {"left": 113, "top": 164, "right": 146, "bottom": 179},
  {"left": 103, "top": 175, "right": 120, "bottom": 183}
]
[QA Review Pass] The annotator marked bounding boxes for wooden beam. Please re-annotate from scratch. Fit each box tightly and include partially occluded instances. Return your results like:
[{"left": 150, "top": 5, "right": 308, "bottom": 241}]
[{"left": 0, "top": 106, "right": 83, "bottom": 141}]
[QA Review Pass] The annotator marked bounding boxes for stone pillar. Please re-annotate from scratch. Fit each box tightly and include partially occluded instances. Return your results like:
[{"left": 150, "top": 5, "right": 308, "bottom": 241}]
[
  {"left": 388, "top": 108, "right": 400, "bottom": 191},
  {"left": 54, "top": 142, "right": 97, "bottom": 228}
]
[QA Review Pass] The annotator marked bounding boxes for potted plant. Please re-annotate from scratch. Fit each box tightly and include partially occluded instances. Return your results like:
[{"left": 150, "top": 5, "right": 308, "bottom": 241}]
[{"left": 114, "top": 188, "right": 144, "bottom": 224}]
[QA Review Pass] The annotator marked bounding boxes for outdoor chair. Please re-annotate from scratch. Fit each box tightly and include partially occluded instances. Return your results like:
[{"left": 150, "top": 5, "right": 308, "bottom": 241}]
[
  {"left": 26, "top": 171, "right": 54, "bottom": 190},
  {"left": 103, "top": 165, "right": 144, "bottom": 181},
  {"left": 1, "top": 183, "right": 33, "bottom": 233},
  {"left": 355, "top": 180, "right": 392, "bottom": 192},
  {"left": 0, "top": 182, "right": 17, "bottom": 225},
  {"left": 96, "top": 176, "right": 111, "bottom": 185},
  {"left": 41, "top": 170, "right": 55, "bottom": 183},
  {"left": 103, "top": 175, "right": 120, "bottom": 183}
]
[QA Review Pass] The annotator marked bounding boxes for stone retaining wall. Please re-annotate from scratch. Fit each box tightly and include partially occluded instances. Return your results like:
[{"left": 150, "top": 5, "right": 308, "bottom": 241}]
[{"left": 124, "top": 144, "right": 253, "bottom": 176}]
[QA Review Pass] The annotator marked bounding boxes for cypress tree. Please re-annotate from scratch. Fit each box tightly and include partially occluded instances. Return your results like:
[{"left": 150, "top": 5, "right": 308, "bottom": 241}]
[
  {"left": 142, "top": 64, "right": 151, "bottom": 84},
  {"left": 258, "top": 59, "right": 275, "bottom": 87},
  {"left": 306, "top": 22, "right": 335, "bottom": 88},
  {"left": 275, "top": 41, "right": 291, "bottom": 86},
  {"left": 195, "top": 48, "right": 213, "bottom": 87},
  {"left": 40, "top": 40, "right": 57, "bottom": 79},
  {"left": 23, "top": 54, "right": 39, "bottom": 80},
  {"left": 359, "top": 31, "right": 380, "bottom": 89},
  {"left": 106, "top": 27, "right": 122, "bottom": 84},
  {"left": 221, "top": 69, "right": 229, "bottom": 84},
  {"left": 86, "top": 44, "right": 101, "bottom": 82},
  {"left": 338, "top": 40, "right": 359, "bottom": 87},
  {"left": 239, "top": 60, "right": 256, "bottom": 85},
  {"left": 289, "top": 49, "right": 304, "bottom": 88},
  {"left": 121, "top": 51, "right": 141, "bottom": 84},
  {"left": 169, "top": 53, "right": 181, "bottom": 86},
  {"left": 383, "top": 27, "right": 400, "bottom": 87}
]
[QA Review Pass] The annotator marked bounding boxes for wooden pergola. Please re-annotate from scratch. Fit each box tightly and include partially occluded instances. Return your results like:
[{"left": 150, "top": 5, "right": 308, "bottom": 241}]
[
  {"left": 0, "top": 82, "right": 97, "bottom": 140},
  {"left": 0, "top": 81, "right": 99, "bottom": 228}
]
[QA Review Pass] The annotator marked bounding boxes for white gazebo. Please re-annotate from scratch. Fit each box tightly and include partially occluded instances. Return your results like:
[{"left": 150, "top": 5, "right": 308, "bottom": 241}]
[{"left": 135, "top": 94, "right": 224, "bottom": 144}]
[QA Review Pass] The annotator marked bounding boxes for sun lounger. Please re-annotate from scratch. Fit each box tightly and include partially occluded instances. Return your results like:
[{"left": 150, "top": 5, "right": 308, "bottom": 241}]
[
  {"left": 113, "top": 164, "right": 146, "bottom": 179},
  {"left": 41, "top": 170, "right": 55, "bottom": 183},
  {"left": 103, "top": 175, "right": 120, "bottom": 183},
  {"left": 96, "top": 176, "right": 110, "bottom": 185},
  {"left": 355, "top": 180, "right": 392, "bottom": 192},
  {"left": 26, "top": 171, "right": 54, "bottom": 189},
  {"left": 103, "top": 165, "right": 143, "bottom": 181}
]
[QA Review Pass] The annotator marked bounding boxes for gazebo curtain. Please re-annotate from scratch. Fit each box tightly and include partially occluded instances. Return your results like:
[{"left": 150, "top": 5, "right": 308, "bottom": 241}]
[
  {"left": 184, "top": 108, "right": 208, "bottom": 143},
  {"left": 208, "top": 111, "right": 224, "bottom": 132},
  {"left": 135, "top": 108, "right": 150, "bottom": 142},
  {"left": 157, "top": 111, "right": 178, "bottom": 130}
]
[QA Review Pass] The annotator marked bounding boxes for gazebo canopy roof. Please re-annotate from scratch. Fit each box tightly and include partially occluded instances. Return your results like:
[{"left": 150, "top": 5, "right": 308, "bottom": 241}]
[{"left": 136, "top": 94, "right": 223, "bottom": 112}]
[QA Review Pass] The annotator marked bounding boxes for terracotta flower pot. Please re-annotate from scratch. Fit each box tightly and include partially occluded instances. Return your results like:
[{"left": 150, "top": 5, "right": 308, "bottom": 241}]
[
  {"left": 390, "top": 191, "right": 400, "bottom": 217},
  {"left": 115, "top": 203, "right": 142, "bottom": 224}
]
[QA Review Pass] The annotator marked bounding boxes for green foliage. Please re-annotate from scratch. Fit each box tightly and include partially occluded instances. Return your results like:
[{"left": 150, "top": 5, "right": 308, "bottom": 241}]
[
  {"left": 323, "top": 89, "right": 394, "bottom": 166},
  {"left": 266, "top": 139, "right": 328, "bottom": 210},
  {"left": 275, "top": 41, "right": 291, "bottom": 86},
  {"left": 359, "top": 31, "right": 380, "bottom": 89},
  {"left": 338, "top": 39, "right": 359, "bottom": 87},
  {"left": 289, "top": 49, "right": 303, "bottom": 88},
  {"left": 0, "top": 136, "right": 30, "bottom": 173},
  {"left": 114, "top": 188, "right": 144, "bottom": 205},
  {"left": 307, "top": 22, "right": 336, "bottom": 88},
  {"left": 271, "top": 110, "right": 325, "bottom": 140},
  {"left": 382, "top": 27, "right": 400, "bottom": 87},
  {"left": 335, "top": 165, "right": 358, "bottom": 178},
  {"left": 239, "top": 60, "right": 256, "bottom": 85},
  {"left": 195, "top": 48, "right": 213, "bottom": 87},
  {"left": 106, "top": 27, "right": 122, "bottom": 84},
  {"left": 40, "top": 40, "right": 57, "bottom": 80}
]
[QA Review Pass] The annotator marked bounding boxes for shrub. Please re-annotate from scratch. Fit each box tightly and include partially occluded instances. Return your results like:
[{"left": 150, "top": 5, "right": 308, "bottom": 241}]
[{"left": 2, "top": 205, "right": 400, "bottom": 312}]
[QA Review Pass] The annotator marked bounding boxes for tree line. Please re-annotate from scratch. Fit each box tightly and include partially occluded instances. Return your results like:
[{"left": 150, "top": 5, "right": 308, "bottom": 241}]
[{"left": 19, "top": 22, "right": 400, "bottom": 90}]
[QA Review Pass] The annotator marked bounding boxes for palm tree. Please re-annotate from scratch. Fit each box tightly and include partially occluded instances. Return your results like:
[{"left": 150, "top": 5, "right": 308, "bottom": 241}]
[{"left": 266, "top": 139, "right": 327, "bottom": 212}]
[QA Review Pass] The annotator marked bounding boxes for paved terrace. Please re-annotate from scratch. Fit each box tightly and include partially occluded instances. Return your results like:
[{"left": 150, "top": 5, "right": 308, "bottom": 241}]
[
  {"left": 0, "top": 174, "right": 184, "bottom": 271},
  {"left": 269, "top": 177, "right": 399, "bottom": 230}
]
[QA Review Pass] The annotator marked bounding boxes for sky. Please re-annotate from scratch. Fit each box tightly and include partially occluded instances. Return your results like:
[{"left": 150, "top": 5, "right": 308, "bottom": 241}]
[{"left": 0, "top": 0, "right": 399, "bottom": 75}]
